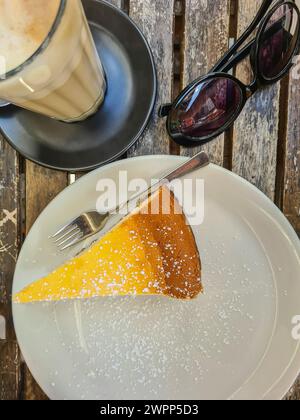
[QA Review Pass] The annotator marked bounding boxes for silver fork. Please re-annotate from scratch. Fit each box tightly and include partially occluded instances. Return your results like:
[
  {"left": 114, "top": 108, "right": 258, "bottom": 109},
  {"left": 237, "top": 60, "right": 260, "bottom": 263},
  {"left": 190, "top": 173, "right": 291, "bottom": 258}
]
[{"left": 51, "top": 151, "right": 210, "bottom": 251}]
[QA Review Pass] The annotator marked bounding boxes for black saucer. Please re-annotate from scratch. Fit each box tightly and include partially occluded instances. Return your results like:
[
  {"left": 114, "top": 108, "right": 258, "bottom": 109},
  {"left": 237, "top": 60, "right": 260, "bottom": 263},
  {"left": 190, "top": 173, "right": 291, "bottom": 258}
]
[{"left": 0, "top": 0, "right": 156, "bottom": 172}]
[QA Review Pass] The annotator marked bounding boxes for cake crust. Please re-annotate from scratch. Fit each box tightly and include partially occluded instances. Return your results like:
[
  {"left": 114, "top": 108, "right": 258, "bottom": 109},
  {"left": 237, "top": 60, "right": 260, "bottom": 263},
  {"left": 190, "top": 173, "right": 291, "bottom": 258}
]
[{"left": 136, "top": 186, "right": 202, "bottom": 299}]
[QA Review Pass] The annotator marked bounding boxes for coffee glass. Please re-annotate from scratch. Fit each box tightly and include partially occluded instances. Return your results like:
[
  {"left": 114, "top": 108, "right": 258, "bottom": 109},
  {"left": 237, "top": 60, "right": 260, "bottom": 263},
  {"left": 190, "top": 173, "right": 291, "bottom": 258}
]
[{"left": 0, "top": 0, "right": 106, "bottom": 122}]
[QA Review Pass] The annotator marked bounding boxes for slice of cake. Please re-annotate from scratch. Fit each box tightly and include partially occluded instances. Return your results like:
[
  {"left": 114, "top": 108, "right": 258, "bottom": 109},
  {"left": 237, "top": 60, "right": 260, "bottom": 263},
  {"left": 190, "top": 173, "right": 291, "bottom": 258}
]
[{"left": 13, "top": 186, "right": 202, "bottom": 303}]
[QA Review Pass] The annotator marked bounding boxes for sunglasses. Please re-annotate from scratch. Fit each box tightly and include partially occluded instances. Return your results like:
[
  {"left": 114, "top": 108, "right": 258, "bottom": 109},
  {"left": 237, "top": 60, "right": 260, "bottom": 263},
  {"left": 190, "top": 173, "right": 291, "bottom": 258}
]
[{"left": 159, "top": 0, "right": 300, "bottom": 147}]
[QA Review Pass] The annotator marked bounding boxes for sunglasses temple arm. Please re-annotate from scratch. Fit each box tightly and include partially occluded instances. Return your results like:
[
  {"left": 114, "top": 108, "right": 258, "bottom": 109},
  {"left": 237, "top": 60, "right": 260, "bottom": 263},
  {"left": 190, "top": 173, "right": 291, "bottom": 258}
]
[
  {"left": 218, "top": 41, "right": 254, "bottom": 74},
  {"left": 159, "top": 28, "right": 270, "bottom": 118},
  {"left": 212, "top": 0, "right": 274, "bottom": 73},
  {"left": 216, "top": 17, "right": 292, "bottom": 74}
]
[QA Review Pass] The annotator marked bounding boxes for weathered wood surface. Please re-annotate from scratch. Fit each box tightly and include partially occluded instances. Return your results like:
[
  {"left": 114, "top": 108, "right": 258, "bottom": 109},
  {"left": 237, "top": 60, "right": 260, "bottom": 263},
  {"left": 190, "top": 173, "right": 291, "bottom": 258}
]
[
  {"left": 181, "top": 0, "right": 230, "bottom": 165},
  {"left": 0, "top": 138, "right": 21, "bottom": 400},
  {"left": 232, "top": 0, "right": 280, "bottom": 200},
  {"left": 128, "top": 0, "right": 174, "bottom": 155},
  {"left": 282, "top": 1, "right": 300, "bottom": 397},
  {"left": 281, "top": 67, "right": 300, "bottom": 236},
  {"left": 285, "top": 379, "right": 300, "bottom": 400},
  {"left": 0, "top": 340, "right": 20, "bottom": 400},
  {"left": 25, "top": 163, "right": 68, "bottom": 234}
]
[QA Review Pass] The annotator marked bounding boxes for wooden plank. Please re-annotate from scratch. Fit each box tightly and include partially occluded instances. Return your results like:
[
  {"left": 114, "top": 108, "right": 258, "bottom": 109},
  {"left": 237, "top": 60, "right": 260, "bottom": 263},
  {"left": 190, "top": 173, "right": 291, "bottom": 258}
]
[
  {"left": 0, "top": 340, "right": 20, "bottom": 400},
  {"left": 281, "top": 68, "right": 300, "bottom": 235},
  {"left": 232, "top": 0, "right": 280, "bottom": 200},
  {"left": 21, "top": 162, "right": 68, "bottom": 400},
  {"left": 180, "top": 0, "right": 230, "bottom": 164},
  {"left": 128, "top": 0, "right": 175, "bottom": 156},
  {"left": 0, "top": 137, "right": 21, "bottom": 400},
  {"left": 285, "top": 377, "right": 300, "bottom": 400},
  {"left": 25, "top": 164, "right": 68, "bottom": 232}
]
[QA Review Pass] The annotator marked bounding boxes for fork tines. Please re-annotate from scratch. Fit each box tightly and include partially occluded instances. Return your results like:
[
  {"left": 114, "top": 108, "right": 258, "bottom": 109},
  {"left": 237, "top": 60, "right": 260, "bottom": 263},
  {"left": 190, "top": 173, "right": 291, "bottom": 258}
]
[{"left": 50, "top": 221, "right": 84, "bottom": 251}]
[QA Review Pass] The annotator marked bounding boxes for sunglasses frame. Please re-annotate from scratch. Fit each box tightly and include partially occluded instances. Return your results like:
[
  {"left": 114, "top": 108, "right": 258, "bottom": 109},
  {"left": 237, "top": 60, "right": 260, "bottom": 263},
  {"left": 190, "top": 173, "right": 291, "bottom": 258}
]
[{"left": 160, "top": 0, "right": 300, "bottom": 147}]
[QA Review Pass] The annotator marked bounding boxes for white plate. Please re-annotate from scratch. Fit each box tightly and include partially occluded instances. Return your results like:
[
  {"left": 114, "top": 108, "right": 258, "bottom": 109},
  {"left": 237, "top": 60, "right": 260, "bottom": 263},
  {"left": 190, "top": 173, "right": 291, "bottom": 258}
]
[{"left": 13, "top": 156, "right": 300, "bottom": 400}]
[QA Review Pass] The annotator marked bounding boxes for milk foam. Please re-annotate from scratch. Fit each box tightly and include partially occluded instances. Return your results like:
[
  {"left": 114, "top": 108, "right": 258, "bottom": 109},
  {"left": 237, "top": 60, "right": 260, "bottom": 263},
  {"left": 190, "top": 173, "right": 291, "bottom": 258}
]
[{"left": 0, "top": 0, "right": 60, "bottom": 73}]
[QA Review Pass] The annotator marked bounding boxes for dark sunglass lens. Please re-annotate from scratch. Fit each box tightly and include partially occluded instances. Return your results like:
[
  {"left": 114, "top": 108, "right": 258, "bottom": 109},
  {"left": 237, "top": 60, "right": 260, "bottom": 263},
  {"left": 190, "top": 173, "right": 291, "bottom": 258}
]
[
  {"left": 259, "top": 4, "right": 299, "bottom": 79},
  {"left": 169, "top": 77, "right": 243, "bottom": 139}
]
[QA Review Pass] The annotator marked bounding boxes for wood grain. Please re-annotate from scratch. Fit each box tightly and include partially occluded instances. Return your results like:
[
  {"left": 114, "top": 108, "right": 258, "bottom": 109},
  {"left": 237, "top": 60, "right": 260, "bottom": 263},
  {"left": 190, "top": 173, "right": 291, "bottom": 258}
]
[
  {"left": 281, "top": 68, "right": 300, "bottom": 235},
  {"left": 0, "top": 138, "right": 21, "bottom": 400},
  {"left": 285, "top": 376, "right": 300, "bottom": 400},
  {"left": 25, "top": 163, "right": 68, "bottom": 233},
  {"left": 128, "top": 0, "right": 175, "bottom": 156},
  {"left": 232, "top": 0, "right": 280, "bottom": 200},
  {"left": 0, "top": 340, "right": 20, "bottom": 400},
  {"left": 180, "top": 0, "right": 230, "bottom": 164}
]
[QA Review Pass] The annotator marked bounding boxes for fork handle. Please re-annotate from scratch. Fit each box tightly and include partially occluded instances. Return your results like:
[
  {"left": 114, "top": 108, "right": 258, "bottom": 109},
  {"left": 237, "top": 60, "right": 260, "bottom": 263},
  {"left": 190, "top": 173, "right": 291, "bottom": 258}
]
[
  {"left": 163, "top": 151, "right": 210, "bottom": 183},
  {"left": 114, "top": 151, "right": 210, "bottom": 214}
]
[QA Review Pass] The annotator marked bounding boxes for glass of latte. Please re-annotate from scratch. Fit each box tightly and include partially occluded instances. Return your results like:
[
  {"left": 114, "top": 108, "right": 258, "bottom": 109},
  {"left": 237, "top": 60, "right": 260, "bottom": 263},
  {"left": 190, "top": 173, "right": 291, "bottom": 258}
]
[{"left": 0, "top": 0, "right": 106, "bottom": 122}]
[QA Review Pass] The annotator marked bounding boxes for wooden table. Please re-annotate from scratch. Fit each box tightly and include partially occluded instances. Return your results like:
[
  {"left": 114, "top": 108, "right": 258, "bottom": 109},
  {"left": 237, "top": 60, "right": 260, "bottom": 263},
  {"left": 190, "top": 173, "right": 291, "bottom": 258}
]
[{"left": 0, "top": 0, "right": 299, "bottom": 400}]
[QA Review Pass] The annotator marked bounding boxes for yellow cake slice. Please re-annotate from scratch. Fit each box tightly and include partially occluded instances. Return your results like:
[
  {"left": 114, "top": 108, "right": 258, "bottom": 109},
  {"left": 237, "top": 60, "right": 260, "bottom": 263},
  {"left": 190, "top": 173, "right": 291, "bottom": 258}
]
[{"left": 14, "top": 186, "right": 202, "bottom": 303}]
